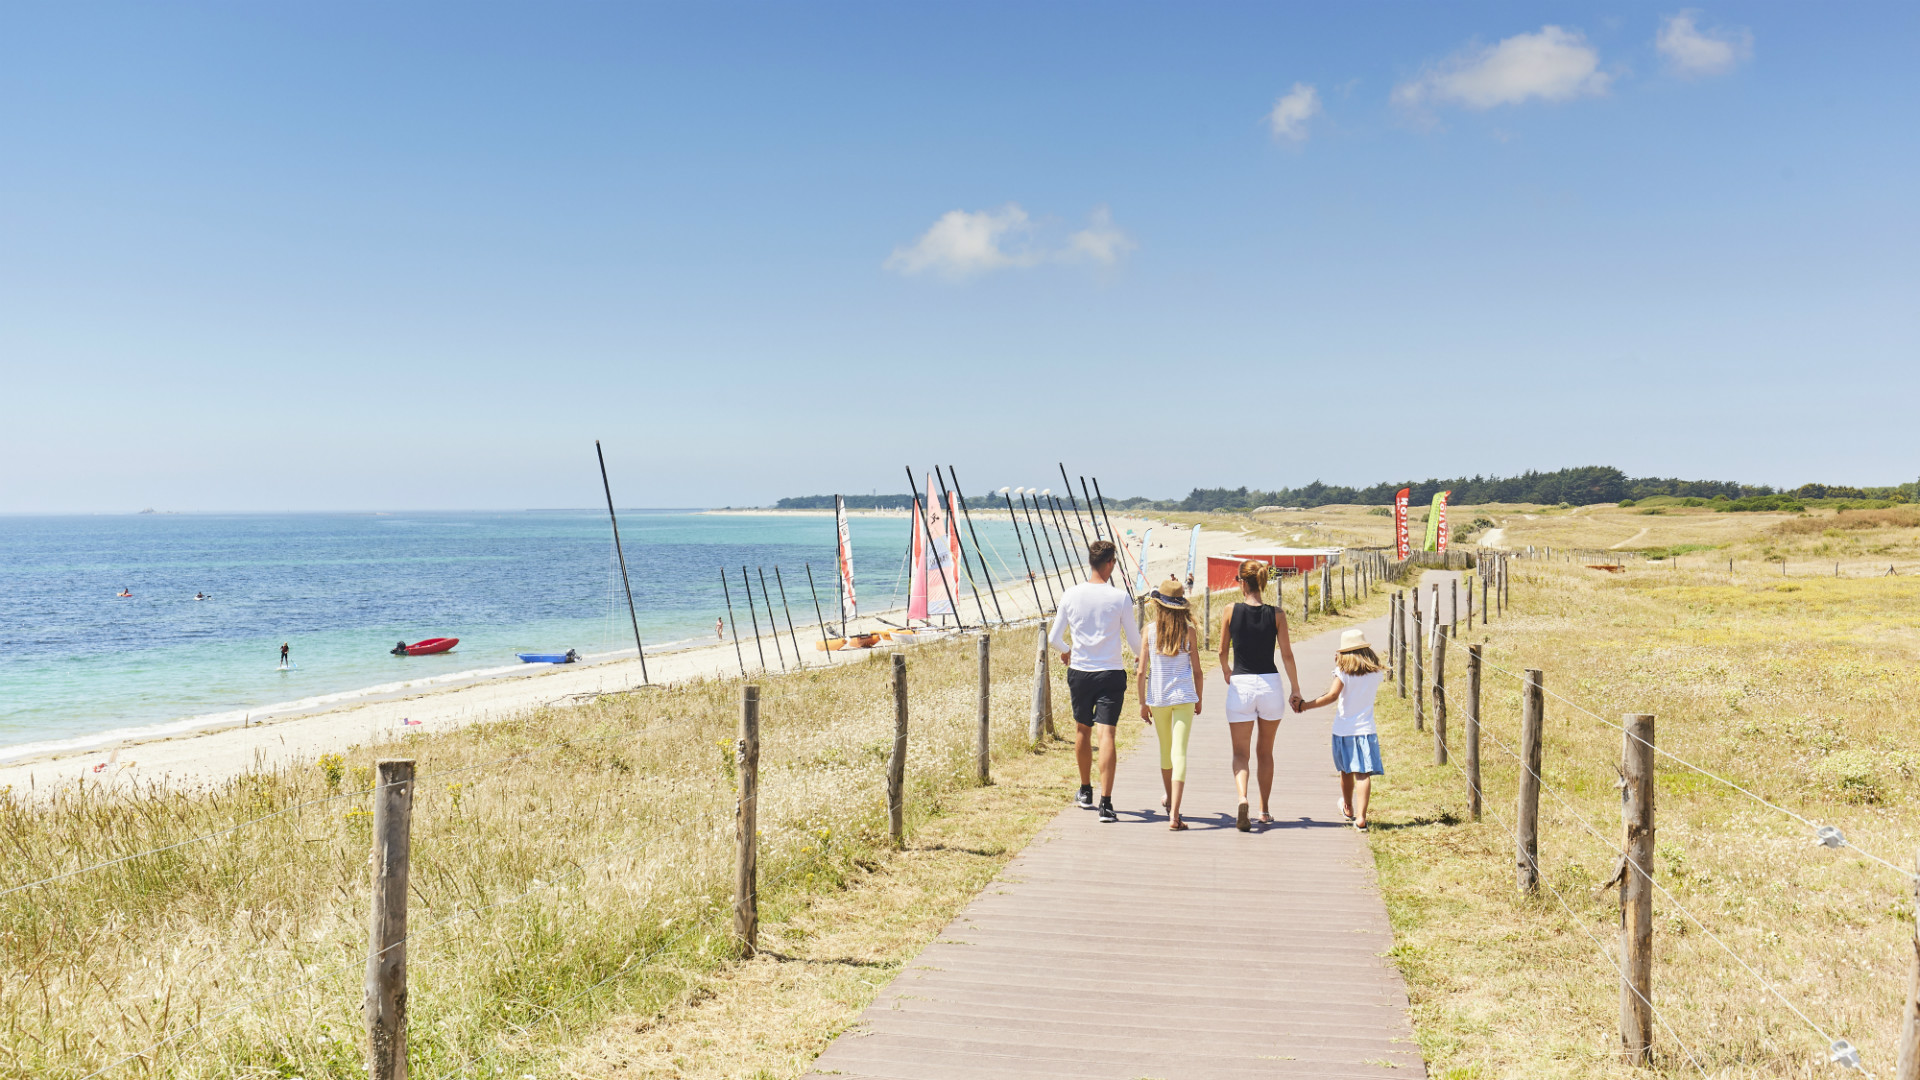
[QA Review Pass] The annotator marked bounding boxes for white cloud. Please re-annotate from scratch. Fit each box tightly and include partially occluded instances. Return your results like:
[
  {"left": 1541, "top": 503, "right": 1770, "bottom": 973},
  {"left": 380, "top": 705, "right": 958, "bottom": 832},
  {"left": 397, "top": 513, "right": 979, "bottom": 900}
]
[
  {"left": 1393, "top": 26, "right": 1611, "bottom": 110},
  {"left": 1064, "top": 207, "right": 1134, "bottom": 265},
  {"left": 1268, "top": 83, "right": 1322, "bottom": 141},
  {"left": 887, "top": 205, "right": 1132, "bottom": 277},
  {"left": 884, "top": 205, "right": 1038, "bottom": 276},
  {"left": 1656, "top": 11, "right": 1752, "bottom": 77}
]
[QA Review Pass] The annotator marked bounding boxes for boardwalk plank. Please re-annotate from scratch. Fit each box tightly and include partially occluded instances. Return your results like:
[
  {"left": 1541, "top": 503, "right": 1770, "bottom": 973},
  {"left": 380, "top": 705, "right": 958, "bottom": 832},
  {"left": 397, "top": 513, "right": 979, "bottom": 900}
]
[{"left": 807, "top": 609, "right": 1423, "bottom": 1079}]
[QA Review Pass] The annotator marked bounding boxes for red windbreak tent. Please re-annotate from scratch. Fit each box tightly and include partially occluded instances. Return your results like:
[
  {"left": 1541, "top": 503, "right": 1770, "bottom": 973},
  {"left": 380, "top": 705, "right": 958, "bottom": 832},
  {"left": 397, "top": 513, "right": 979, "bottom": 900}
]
[{"left": 1206, "top": 549, "right": 1338, "bottom": 590}]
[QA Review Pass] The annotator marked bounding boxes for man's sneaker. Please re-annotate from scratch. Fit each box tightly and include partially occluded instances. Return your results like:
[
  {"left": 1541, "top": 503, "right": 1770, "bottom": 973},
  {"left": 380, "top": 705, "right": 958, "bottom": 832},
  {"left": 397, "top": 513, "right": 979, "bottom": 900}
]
[
  {"left": 1075, "top": 785, "right": 1095, "bottom": 809},
  {"left": 1098, "top": 798, "right": 1118, "bottom": 824}
]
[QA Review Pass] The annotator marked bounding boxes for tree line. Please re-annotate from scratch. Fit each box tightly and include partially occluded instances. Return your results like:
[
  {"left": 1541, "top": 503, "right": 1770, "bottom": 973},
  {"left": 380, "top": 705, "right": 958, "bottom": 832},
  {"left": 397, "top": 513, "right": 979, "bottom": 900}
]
[{"left": 775, "top": 467, "right": 1918, "bottom": 512}]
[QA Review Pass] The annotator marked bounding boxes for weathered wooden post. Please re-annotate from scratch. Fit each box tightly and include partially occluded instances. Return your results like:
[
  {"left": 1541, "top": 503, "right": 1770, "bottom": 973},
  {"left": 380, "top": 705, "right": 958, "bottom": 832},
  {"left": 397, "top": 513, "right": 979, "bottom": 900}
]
[
  {"left": 1482, "top": 575, "right": 1489, "bottom": 625},
  {"left": 1896, "top": 848, "right": 1920, "bottom": 1080},
  {"left": 366, "top": 759, "right": 414, "bottom": 1080},
  {"left": 888, "top": 654, "right": 908, "bottom": 846},
  {"left": 1465, "top": 645, "right": 1482, "bottom": 821},
  {"left": 735, "top": 686, "right": 760, "bottom": 957},
  {"left": 1450, "top": 577, "right": 1459, "bottom": 634},
  {"left": 1465, "top": 576, "right": 1473, "bottom": 626},
  {"left": 976, "top": 634, "right": 992, "bottom": 785},
  {"left": 1412, "top": 604, "right": 1425, "bottom": 732},
  {"left": 1517, "top": 670, "right": 1544, "bottom": 894},
  {"left": 1432, "top": 625, "right": 1448, "bottom": 765},
  {"left": 1396, "top": 592, "right": 1408, "bottom": 699},
  {"left": 1031, "top": 627, "right": 1051, "bottom": 743},
  {"left": 1620, "top": 713, "right": 1656, "bottom": 1064}
]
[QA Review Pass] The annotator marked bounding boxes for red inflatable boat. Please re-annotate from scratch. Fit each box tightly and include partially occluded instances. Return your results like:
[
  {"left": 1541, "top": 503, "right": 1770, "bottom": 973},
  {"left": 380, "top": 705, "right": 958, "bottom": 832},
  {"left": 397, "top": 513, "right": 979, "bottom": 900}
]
[{"left": 392, "top": 637, "right": 458, "bottom": 656}]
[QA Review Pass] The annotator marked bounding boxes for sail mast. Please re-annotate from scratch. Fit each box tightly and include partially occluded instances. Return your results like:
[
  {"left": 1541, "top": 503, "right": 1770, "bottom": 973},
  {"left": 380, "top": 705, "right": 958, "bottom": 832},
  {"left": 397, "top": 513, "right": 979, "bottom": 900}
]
[{"left": 594, "top": 440, "right": 649, "bottom": 685}]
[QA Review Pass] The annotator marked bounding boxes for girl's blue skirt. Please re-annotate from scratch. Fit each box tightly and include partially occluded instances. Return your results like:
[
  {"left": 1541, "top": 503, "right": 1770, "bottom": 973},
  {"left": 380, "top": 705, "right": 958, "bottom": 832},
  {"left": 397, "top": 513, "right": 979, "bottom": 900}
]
[{"left": 1331, "top": 733, "right": 1385, "bottom": 776}]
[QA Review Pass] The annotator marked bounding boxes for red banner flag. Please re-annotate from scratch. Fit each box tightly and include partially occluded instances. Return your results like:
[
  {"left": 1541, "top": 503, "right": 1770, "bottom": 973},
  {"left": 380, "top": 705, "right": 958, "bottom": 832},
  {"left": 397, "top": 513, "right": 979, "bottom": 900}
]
[{"left": 1394, "top": 488, "right": 1411, "bottom": 560}]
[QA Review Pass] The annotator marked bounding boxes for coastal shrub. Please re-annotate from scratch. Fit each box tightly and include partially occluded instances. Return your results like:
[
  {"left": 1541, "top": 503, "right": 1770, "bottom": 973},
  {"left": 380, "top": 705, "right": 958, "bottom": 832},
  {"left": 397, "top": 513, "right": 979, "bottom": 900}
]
[
  {"left": 1618, "top": 499, "right": 1637, "bottom": 507},
  {"left": 1772, "top": 507, "right": 1920, "bottom": 536},
  {"left": 1721, "top": 494, "right": 1807, "bottom": 513}
]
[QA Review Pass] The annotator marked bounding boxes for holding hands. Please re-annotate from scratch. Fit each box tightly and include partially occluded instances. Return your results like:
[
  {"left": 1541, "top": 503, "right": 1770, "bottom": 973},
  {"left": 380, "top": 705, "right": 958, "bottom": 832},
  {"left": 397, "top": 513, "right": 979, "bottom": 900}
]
[{"left": 1289, "top": 692, "right": 1306, "bottom": 713}]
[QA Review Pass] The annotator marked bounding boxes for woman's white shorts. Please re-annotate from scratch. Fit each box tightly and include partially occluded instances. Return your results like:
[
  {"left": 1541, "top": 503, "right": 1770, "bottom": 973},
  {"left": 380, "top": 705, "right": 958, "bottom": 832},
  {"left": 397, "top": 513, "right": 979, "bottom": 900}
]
[{"left": 1224, "top": 672, "right": 1287, "bottom": 724}]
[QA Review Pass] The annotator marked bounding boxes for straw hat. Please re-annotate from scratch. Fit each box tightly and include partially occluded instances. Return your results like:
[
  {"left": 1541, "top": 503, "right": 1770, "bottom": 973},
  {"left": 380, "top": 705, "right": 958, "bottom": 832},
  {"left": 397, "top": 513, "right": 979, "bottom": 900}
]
[
  {"left": 1336, "top": 629, "right": 1373, "bottom": 653},
  {"left": 1149, "top": 579, "right": 1188, "bottom": 609}
]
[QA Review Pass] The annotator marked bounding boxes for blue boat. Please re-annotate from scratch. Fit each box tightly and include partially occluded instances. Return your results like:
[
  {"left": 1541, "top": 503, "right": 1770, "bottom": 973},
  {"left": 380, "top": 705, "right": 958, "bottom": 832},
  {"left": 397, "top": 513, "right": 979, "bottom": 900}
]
[{"left": 516, "top": 650, "right": 579, "bottom": 664}]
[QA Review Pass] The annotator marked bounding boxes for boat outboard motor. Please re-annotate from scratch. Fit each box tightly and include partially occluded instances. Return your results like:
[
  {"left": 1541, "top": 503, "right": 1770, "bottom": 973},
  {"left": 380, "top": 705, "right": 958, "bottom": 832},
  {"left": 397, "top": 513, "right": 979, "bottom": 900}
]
[{"left": 391, "top": 641, "right": 409, "bottom": 656}]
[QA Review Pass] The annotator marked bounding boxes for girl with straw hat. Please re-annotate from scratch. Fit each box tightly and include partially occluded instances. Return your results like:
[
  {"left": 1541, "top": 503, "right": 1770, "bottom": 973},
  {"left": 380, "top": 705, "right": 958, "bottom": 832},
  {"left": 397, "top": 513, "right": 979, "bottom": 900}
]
[
  {"left": 1216, "top": 559, "right": 1302, "bottom": 831},
  {"left": 1135, "top": 578, "right": 1203, "bottom": 830},
  {"left": 1297, "top": 629, "right": 1387, "bottom": 830}
]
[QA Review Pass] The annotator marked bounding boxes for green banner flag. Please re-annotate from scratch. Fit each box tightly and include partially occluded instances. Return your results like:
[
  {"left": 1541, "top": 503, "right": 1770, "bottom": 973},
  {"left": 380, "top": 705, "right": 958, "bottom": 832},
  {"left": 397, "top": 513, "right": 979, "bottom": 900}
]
[{"left": 1421, "top": 491, "right": 1448, "bottom": 552}]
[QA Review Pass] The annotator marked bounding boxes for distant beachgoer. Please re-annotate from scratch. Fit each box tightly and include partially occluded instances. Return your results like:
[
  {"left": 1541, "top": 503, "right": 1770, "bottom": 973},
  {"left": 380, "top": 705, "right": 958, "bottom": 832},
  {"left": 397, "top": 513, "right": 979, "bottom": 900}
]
[
  {"left": 716, "top": 617, "right": 725, "bottom": 640},
  {"left": 1297, "top": 630, "right": 1386, "bottom": 830},
  {"left": 1136, "top": 579, "right": 1201, "bottom": 831},
  {"left": 118, "top": 587, "right": 132, "bottom": 597},
  {"left": 1047, "top": 539, "right": 1140, "bottom": 824},
  {"left": 1216, "top": 560, "right": 1302, "bottom": 831},
  {"left": 195, "top": 592, "right": 206, "bottom": 600},
  {"left": 280, "top": 642, "right": 290, "bottom": 666}
]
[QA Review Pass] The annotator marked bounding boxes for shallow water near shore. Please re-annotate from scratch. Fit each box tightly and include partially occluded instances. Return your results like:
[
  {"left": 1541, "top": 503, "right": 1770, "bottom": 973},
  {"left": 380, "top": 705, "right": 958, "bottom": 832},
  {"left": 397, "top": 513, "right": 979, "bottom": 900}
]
[{"left": 0, "top": 509, "right": 1034, "bottom": 760}]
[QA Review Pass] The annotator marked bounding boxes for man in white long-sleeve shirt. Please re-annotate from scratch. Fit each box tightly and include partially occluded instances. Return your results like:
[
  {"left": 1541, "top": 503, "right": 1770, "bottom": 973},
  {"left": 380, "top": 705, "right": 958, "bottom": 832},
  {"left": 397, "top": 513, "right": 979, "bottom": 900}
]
[{"left": 1047, "top": 539, "right": 1141, "bottom": 822}]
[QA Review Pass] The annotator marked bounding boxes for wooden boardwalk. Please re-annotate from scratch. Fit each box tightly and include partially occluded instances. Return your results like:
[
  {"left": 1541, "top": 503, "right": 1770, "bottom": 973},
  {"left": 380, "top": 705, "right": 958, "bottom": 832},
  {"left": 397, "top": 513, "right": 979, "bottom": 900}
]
[{"left": 807, "top": 612, "right": 1425, "bottom": 1079}]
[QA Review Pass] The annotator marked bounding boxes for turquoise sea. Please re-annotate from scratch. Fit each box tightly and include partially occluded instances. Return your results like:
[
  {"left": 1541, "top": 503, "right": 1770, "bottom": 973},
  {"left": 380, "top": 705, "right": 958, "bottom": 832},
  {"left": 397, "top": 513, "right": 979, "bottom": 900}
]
[{"left": 0, "top": 510, "right": 1038, "bottom": 761}]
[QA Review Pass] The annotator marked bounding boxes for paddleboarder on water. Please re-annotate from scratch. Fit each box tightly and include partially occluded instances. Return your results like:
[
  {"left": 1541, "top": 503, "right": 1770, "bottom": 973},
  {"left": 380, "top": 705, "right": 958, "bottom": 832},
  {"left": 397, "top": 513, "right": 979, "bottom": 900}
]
[{"left": 280, "top": 642, "right": 290, "bottom": 668}]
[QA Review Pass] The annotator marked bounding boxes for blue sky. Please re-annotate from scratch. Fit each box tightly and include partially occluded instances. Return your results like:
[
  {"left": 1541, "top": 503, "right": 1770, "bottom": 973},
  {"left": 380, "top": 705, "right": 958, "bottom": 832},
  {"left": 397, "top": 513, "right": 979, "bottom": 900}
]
[{"left": 2, "top": 2, "right": 1914, "bottom": 511}]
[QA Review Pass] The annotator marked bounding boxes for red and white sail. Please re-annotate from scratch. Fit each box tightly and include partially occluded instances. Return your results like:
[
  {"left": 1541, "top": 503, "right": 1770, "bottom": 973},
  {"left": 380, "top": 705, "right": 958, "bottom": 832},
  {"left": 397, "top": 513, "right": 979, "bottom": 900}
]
[
  {"left": 834, "top": 494, "right": 856, "bottom": 630},
  {"left": 906, "top": 473, "right": 960, "bottom": 622}
]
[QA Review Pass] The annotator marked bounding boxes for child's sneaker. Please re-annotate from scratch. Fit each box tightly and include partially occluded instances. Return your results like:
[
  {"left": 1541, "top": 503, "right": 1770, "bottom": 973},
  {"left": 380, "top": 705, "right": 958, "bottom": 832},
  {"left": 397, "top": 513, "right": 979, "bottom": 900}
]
[
  {"left": 1098, "top": 798, "right": 1118, "bottom": 823},
  {"left": 1075, "top": 785, "right": 1095, "bottom": 809}
]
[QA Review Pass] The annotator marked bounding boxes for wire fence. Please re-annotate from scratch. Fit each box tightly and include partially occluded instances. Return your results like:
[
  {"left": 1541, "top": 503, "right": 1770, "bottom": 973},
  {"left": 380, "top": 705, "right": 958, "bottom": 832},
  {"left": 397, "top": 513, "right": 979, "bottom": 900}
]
[{"left": 1391, "top": 551, "right": 1901, "bottom": 1075}]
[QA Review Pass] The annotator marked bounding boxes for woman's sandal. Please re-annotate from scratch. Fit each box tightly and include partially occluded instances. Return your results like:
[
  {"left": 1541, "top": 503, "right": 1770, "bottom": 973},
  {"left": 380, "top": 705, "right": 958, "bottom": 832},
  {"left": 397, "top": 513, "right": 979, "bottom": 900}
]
[
  {"left": 1339, "top": 801, "right": 1355, "bottom": 822},
  {"left": 1355, "top": 819, "right": 1370, "bottom": 832},
  {"left": 1169, "top": 818, "right": 1188, "bottom": 831},
  {"left": 1236, "top": 801, "right": 1251, "bottom": 832},
  {"left": 1258, "top": 811, "right": 1275, "bottom": 825}
]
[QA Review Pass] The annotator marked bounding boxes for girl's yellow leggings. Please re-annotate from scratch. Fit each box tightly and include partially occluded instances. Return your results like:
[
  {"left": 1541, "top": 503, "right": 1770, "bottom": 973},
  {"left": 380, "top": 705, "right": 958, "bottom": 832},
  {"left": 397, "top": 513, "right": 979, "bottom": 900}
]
[{"left": 1151, "top": 704, "right": 1195, "bottom": 782}]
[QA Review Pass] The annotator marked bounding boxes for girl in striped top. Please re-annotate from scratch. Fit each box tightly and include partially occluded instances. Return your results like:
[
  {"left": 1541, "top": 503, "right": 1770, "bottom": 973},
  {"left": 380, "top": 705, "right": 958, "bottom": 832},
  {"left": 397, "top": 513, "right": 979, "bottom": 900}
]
[{"left": 1136, "top": 578, "right": 1203, "bottom": 830}]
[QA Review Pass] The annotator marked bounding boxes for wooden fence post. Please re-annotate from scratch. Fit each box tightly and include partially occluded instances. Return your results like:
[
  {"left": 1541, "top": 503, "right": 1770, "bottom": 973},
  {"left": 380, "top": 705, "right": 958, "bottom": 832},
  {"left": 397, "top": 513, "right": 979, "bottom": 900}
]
[
  {"left": 1896, "top": 848, "right": 1920, "bottom": 1080},
  {"left": 1465, "top": 576, "right": 1473, "bottom": 627},
  {"left": 366, "top": 759, "right": 414, "bottom": 1080},
  {"left": 736, "top": 686, "right": 760, "bottom": 957},
  {"left": 1517, "top": 670, "right": 1544, "bottom": 894},
  {"left": 1465, "top": 645, "right": 1482, "bottom": 821},
  {"left": 1482, "top": 575, "right": 1489, "bottom": 625},
  {"left": 1451, "top": 578, "right": 1459, "bottom": 635},
  {"left": 976, "top": 634, "right": 992, "bottom": 785},
  {"left": 1432, "top": 625, "right": 1448, "bottom": 765},
  {"left": 1396, "top": 592, "right": 1408, "bottom": 699},
  {"left": 1620, "top": 713, "right": 1656, "bottom": 1064},
  {"left": 1031, "top": 627, "right": 1051, "bottom": 744},
  {"left": 888, "top": 654, "right": 908, "bottom": 846},
  {"left": 1412, "top": 605, "right": 1425, "bottom": 732}
]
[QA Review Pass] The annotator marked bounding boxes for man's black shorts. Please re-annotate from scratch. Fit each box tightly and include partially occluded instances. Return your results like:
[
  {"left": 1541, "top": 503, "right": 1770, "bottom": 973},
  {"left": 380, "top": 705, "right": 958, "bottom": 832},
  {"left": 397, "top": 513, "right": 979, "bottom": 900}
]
[{"left": 1067, "top": 668, "right": 1128, "bottom": 727}]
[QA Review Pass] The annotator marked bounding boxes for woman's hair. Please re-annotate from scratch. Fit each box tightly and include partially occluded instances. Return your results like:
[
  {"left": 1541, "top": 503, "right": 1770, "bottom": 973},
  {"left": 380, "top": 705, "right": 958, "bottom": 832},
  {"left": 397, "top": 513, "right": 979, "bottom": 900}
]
[
  {"left": 1153, "top": 603, "right": 1194, "bottom": 656},
  {"left": 1336, "top": 647, "right": 1383, "bottom": 675},
  {"left": 1237, "top": 559, "right": 1271, "bottom": 594}
]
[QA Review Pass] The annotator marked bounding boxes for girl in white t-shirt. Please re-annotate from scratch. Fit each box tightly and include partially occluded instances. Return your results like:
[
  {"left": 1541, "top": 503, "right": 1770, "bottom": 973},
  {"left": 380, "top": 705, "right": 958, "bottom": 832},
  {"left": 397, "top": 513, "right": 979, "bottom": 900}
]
[
  {"left": 1297, "top": 629, "right": 1386, "bottom": 830},
  {"left": 1136, "top": 579, "right": 1202, "bottom": 830}
]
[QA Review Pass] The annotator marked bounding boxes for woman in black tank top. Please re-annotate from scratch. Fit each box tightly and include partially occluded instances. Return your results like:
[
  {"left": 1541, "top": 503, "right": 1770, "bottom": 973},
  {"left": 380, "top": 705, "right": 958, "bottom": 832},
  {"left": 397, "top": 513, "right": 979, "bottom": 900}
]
[{"left": 1214, "top": 560, "right": 1303, "bottom": 827}]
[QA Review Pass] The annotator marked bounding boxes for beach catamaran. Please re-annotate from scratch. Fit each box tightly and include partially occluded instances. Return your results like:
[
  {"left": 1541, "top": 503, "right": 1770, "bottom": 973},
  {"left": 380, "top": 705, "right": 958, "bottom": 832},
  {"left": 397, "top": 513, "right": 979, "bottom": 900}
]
[{"left": 894, "top": 471, "right": 963, "bottom": 642}]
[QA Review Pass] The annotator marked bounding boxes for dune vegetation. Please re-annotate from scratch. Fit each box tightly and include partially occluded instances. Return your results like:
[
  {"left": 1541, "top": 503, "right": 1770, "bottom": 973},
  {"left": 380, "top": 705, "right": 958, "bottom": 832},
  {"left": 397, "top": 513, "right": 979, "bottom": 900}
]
[{"left": 0, "top": 626, "right": 1072, "bottom": 1079}]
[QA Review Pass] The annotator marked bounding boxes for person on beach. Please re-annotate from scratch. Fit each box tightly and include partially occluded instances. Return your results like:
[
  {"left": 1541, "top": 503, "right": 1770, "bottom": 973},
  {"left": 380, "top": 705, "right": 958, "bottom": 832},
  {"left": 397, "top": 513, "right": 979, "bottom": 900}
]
[
  {"left": 1296, "top": 629, "right": 1386, "bottom": 830},
  {"left": 1136, "top": 578, "right": 1202, "bottom": 830},
  {"left": 715, "top": 617, "right": 725, "bottom": 641},
  {"left": 1047, "top": 539, "right": 1140, "bottom": 823},
  {"left": 1216, "top": 560, "right": 1302, "bottom": 831}
]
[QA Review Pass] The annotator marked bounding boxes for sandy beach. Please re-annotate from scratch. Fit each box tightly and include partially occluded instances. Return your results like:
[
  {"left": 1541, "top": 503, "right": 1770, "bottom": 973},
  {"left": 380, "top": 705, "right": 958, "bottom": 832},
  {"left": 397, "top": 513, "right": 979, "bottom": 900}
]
[{"left": 1, "top": 514, "right": 1267, "bottom": 799}]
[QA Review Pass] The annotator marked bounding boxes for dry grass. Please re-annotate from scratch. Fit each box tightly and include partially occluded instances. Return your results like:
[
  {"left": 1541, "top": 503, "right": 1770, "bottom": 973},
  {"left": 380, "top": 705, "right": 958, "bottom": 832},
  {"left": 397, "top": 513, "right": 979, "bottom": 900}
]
[
  {"left": 0, "top": 626, "right": 1073, "bottom": 1079},
  {"left": 1364, "top": 558, "right": 1920, "bottom": 1078}
]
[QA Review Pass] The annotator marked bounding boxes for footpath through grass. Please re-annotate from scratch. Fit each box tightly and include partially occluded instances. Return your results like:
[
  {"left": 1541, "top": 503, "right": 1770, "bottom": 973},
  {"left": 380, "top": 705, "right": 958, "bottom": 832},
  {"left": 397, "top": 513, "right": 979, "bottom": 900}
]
[{"left": 1366, "top": 561, "right": 1920, "bottom": 1078}]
